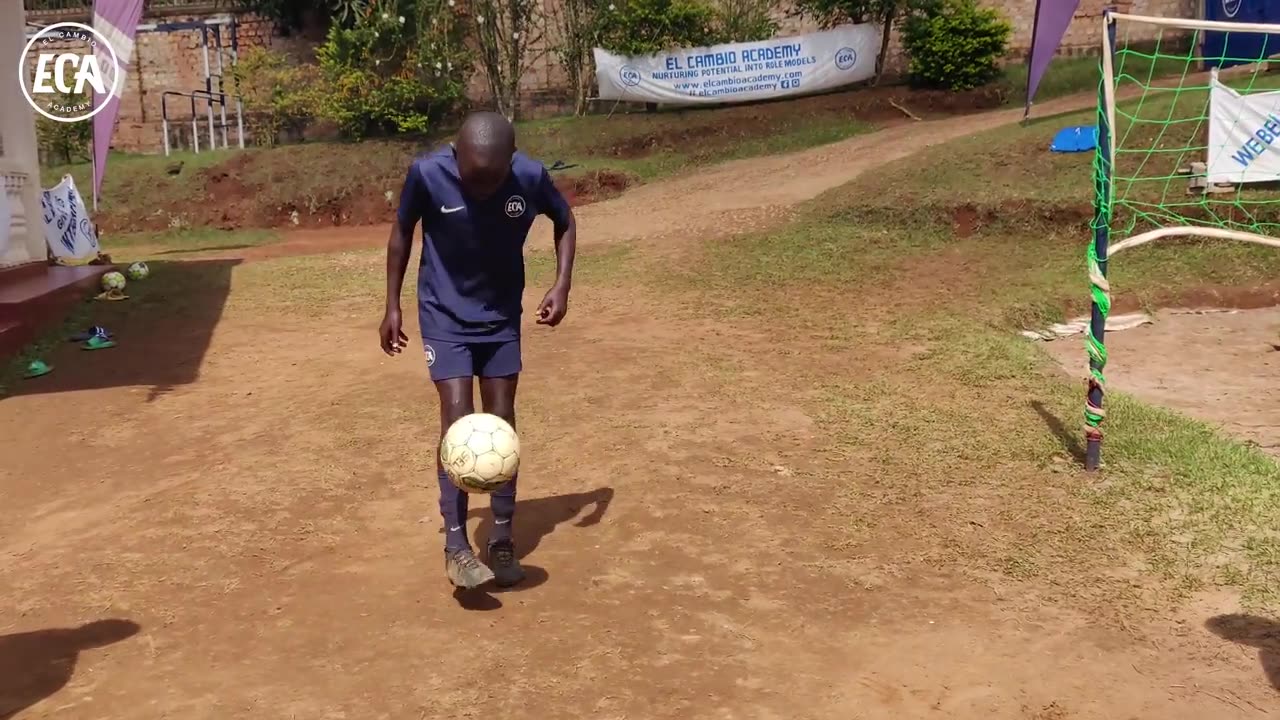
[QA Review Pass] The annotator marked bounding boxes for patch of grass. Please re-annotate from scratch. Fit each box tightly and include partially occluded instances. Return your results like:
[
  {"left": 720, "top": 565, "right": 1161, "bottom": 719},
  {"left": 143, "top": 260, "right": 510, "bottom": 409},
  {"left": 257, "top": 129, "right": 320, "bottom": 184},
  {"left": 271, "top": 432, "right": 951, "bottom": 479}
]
[
  {"left": 225, "top": 240, "right": 638, "bottom": 320},
  {"left": 103, "top": 228, "right": 281, "bottom": 258},
  {"left": 996, "top": 53, "right": 1189, "bottom": 107}
]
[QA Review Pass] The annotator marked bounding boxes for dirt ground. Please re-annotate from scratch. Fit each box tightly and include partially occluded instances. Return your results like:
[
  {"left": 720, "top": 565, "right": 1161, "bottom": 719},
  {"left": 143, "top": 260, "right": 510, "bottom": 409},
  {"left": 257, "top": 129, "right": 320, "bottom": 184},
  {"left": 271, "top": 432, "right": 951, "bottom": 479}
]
[
  {"left": 1046, "top": 308, "right": 1280, "bottom": 459},
  {"left": 4, "top": 95, "right": 1280, "bottom": 720}
]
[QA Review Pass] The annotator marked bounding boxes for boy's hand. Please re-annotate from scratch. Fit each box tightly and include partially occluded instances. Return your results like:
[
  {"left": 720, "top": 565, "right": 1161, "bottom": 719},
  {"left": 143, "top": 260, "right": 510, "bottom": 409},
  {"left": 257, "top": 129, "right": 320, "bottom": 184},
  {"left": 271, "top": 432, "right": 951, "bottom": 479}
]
[
  {"left": 380, "top": 307, "right": 408, "bottom": 355},
  {"left": 536, "top": 284, "right": 569, "bottom": 326}
]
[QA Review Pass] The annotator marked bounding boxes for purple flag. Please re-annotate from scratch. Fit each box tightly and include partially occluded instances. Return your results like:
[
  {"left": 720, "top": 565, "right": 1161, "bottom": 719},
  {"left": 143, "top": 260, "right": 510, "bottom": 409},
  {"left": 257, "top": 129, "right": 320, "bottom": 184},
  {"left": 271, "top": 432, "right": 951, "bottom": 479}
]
[
  {"left": 1025, "top": 0, "right": 1082, "bottom": 116},
  {"left": 92, "top": 0, "right": 145, "bottom": 206}
]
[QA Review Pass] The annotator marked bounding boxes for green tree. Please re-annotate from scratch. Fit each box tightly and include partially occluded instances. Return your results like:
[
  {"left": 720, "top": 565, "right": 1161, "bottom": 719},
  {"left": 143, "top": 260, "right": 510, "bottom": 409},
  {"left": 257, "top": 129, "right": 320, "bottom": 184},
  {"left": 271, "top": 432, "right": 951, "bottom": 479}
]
[
  {"left": 548, "top": 0, "right": 611, "bottom": 116},
  {"left": 598, "top": 0, "right": 720, "bottom": 56},
  {"left": 793, "top": 0, "right": 931, "bottom": 84},
  {"left": 36, "top": 94, "right": 91, "bottom": 166},
  {"left": 314, "top": 0, "right": 470, "bottom": 139},
  {"left": 471, "top": 0, "right": 549, "bottom": 120}
]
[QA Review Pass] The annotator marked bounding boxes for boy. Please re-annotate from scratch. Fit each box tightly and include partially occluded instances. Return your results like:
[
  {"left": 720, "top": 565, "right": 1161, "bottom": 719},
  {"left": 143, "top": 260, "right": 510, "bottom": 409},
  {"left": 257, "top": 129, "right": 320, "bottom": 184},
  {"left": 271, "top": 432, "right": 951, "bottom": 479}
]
[{"left": 379, "top": 111, "right": 577, "bottom": 589}]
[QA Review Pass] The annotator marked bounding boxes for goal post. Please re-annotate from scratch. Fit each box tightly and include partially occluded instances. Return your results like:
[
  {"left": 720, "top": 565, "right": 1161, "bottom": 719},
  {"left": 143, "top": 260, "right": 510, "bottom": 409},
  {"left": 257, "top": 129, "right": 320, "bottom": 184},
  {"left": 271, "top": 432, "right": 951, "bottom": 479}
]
[{"left": 1085, "top": 10, "right": 1280, "bottom": 471}]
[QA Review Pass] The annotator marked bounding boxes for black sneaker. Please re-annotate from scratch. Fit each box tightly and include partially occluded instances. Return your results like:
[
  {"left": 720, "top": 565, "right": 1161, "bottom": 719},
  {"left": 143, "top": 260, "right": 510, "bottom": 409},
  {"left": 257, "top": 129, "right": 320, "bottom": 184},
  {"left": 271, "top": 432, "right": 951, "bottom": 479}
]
[
  {"left": 487, "top": 539, "right": 525, "bottom": 588},
  {"left": 445, "top": 548, "right": 494, "bottom": 589}
]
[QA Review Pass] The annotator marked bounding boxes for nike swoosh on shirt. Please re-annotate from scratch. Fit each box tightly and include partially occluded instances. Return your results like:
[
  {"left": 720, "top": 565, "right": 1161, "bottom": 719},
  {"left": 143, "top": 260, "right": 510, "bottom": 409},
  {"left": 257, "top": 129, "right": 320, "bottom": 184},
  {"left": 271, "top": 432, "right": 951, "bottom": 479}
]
[{"left": 441, "top": 205, "right": 464, "bottom": 214}]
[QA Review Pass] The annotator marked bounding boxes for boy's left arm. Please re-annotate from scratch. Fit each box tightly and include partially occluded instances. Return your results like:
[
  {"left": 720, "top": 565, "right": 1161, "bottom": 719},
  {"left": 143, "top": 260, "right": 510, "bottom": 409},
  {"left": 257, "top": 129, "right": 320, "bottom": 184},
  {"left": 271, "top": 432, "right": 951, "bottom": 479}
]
[{"left": 535, "top": 168, "right": 577, "bottom": 327}]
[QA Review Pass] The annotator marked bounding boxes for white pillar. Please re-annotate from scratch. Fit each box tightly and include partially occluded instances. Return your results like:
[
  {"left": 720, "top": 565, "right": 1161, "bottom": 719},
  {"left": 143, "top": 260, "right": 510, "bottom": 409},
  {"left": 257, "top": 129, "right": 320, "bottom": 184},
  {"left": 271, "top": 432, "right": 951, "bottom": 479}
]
[{"left": 0, "top": 3, "right": 47, "bottom": 268}]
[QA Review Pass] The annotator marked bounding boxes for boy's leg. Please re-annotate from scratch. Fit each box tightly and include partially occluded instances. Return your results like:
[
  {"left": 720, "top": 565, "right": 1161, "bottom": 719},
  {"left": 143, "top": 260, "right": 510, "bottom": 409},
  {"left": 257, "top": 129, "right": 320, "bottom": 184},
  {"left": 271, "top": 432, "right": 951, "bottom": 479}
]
[
  {"left": 476, "top": 339, "right": 523, "bottom": 587},
  {"left": 425, "top": 339, "right": 493, "bottom": 589},
  {"left": 478, "top": 373, "right": 518, "bottom": 542}
]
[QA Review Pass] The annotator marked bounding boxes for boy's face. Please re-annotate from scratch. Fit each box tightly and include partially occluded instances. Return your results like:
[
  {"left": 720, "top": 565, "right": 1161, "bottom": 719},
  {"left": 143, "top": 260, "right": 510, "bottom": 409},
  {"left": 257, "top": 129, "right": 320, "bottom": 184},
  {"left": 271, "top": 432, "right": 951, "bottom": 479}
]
[{"left": 457, "top": 147, "right": 512, "bottom": 201}]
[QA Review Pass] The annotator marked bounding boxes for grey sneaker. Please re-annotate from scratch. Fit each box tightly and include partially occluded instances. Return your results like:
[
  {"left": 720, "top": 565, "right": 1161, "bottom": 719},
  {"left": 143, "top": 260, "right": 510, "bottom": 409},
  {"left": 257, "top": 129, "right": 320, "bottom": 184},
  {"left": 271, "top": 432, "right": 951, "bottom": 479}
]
[
  {"left": 487, "top": 539, "right": 525, "bottom": 588},
  {"left": 445, "top": 548, "right": 494, "bottom": 589}
]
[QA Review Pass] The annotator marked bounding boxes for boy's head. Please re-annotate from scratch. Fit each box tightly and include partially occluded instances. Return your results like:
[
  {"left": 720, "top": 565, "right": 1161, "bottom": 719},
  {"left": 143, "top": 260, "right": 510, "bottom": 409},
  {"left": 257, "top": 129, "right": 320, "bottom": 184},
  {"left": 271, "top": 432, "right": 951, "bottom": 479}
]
[{"left": 456, "top": 111, "right": 516, "bottom": 200}]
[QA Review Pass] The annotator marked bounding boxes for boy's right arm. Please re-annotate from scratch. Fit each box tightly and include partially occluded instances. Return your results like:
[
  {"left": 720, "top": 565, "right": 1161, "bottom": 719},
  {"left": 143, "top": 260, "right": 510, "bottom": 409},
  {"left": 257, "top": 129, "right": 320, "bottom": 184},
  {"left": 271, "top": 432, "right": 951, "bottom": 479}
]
[{"left": 380, "top": 164, "right": 426, "bottom": 356}]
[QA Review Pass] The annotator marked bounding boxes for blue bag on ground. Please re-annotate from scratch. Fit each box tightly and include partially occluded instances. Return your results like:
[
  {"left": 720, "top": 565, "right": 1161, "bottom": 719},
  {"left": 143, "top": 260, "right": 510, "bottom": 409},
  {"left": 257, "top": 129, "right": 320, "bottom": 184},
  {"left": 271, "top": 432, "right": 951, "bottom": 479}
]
[{"left": 1050, "top": 125, "right": 1099, "bottom": 153}]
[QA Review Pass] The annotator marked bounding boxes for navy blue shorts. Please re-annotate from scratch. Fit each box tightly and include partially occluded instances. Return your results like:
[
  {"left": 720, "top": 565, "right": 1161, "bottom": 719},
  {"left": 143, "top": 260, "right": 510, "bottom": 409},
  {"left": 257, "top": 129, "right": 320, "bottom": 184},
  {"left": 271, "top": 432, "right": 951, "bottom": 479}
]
[{"left": 423, "top": 337, "right": 522, "bottom": 382}]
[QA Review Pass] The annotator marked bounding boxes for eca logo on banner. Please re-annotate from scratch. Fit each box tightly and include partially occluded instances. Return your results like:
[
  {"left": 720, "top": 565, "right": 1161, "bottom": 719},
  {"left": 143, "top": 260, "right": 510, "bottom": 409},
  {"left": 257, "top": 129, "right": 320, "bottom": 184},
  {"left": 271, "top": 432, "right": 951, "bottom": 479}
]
[
  {"left": 619, "top": 65, "right": 642, "bottom": 87},
  {"left": 19, "top": 22, "right": 122, "bottom": 123},
  {"left": 835, "top": 47, "right": 857, "bottom": 71}
]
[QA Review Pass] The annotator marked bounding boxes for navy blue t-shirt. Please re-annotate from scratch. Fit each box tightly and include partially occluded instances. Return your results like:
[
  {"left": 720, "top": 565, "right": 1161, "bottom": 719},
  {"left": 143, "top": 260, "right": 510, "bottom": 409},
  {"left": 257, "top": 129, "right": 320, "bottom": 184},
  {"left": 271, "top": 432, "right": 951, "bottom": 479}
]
[{"left": 397, "top": 146, "right": 571, "bottom": 342}]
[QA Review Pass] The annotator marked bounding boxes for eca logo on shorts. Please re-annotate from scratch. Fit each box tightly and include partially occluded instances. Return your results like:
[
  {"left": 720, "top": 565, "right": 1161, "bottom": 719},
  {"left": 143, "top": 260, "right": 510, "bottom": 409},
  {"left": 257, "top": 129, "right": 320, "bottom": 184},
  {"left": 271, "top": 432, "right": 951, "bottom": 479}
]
[
  {"left": 505, "top": 195, "right": 526, "bottom": 218},
  {"left": 1222, "top": 0, "right": 1241, "bottom": 18},
  {"left": 424, "top": 343, "right": 436, "bottom": 367},
  {"left": 835, "top": 47, "right": 857, "bottom": 71}
]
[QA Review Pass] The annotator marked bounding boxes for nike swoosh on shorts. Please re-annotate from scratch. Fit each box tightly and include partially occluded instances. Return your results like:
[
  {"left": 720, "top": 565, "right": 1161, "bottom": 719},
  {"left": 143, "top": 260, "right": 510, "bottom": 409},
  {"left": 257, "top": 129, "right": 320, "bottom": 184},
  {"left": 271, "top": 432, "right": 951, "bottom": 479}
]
[{"left": 441, "top": 206, "right": 464, "bottom": 214}]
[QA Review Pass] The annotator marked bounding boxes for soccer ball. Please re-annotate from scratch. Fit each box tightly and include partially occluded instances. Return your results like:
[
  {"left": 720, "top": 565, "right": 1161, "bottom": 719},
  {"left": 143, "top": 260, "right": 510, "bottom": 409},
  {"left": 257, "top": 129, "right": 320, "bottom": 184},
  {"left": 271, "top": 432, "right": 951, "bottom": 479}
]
[
  {"left": 101, "top": 271, "right": 126, "bottom": 292},
  {"left": 439, "top": 413, "right": 520, "bottom": 493},
  {"left": 127, "top": 261, "right": 149, "bottom": 281}
]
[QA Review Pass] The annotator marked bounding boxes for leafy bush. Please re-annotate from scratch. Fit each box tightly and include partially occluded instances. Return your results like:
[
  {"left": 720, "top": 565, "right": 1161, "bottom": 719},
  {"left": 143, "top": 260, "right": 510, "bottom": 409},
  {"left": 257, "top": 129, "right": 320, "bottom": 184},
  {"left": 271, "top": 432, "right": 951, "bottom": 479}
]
[
  {"left": 314, "top": 0, "right": 470, "bottom": 140},
  {"left": 901, "top": 0, "right": 1011, "bottom": 90},
  {"left": 232, "top": 47, "right": 318, "bottom": 147},
  {"left": 36, "top": 96, "right": 91, "bottom": 166},
  {"left": 715, "top": 0, "right": 777, "bottom": 43},
  {"left": 598, "top": 0, "right": 720, "bottom": 55}
]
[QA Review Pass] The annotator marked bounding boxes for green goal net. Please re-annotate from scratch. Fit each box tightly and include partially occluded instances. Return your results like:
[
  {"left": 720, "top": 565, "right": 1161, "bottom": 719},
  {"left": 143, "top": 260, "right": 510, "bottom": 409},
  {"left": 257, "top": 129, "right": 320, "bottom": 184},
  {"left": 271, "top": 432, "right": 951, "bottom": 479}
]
[{"left": 1085, "top": 11, "right": 1280, "bottom": 469}]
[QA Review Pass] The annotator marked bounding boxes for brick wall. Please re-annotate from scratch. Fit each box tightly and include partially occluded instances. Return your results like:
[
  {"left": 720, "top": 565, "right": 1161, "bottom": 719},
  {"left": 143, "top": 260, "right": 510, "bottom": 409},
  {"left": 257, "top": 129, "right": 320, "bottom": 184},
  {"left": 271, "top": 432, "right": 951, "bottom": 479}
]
[
  {"left": 28, "top": 0, "right": 1204, "bottom": 153},
  {"left": 992, "top": 0, "right": 1199, "bottom": 57},
  {"left": 26, "top": 7, "right": 312, "bottom": 154}
]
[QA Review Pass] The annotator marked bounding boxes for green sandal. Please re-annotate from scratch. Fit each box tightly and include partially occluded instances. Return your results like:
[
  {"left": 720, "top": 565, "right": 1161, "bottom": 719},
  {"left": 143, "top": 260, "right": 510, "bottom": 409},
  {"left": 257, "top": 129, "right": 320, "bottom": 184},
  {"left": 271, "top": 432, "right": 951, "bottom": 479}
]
[
  {"left": 24, "top": 360, "right": 53, "bottom": 378},
  {"left": 82, "top": 335, "right": 116, "bottom": 350}
]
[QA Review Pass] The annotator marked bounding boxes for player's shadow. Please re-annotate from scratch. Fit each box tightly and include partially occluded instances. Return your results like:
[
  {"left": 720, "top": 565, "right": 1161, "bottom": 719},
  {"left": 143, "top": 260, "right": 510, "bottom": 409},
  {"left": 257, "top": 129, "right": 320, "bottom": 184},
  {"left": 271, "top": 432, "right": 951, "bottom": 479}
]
[
  {"left": 0, "top": 619, "right": 141, "bottom": 719},
  {"left": 1031, "top": 400, "right": 1086, "bottom": 466},
  {"left": 451, "top": 486, "right": 614, "bottom": 610},
  {"left": 1205, "top": 614, "right": 1280, "bottom": 691}
]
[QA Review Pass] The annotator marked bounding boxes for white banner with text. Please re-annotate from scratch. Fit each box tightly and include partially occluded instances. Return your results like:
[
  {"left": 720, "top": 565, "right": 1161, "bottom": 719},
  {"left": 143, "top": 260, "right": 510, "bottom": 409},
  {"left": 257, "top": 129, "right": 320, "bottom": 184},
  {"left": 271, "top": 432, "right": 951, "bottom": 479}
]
[
  {"left": 593, "top": 24, "right": 880, "bottom": 105},
  {"left": 1207, "top": 73, "right": 1280, "bottom": 184}
]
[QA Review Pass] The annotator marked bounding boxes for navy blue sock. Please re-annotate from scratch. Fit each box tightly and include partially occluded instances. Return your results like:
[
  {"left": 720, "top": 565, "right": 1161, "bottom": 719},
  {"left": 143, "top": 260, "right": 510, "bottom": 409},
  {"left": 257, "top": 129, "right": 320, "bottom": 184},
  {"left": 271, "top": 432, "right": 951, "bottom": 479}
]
[
  {"left": 438, "top": 467, "right": 470, "bottom": 552},
  {"left": 489, "top": 473, "right": 517, "bottom": 545}
]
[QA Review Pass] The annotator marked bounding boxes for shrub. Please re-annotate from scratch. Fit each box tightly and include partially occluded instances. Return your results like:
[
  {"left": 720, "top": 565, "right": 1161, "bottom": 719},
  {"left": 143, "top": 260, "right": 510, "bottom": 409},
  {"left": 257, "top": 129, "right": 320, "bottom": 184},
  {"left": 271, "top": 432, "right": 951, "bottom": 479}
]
[
  {"left": 314, "top": 0, "right": 470, "bottom": 140},
  {"left": 232, "top": 47, "right": 318, "bottom": 147},
  {"left": 37, "top": 103, "right": 91, "bottom": 166},
  {"left": 598, "top": 0, "right": 721, "bottom": 55},
  {"left": 715, "top": 0, "right": 777, "bottom": 43},
  {"left": 901, "top": 0, "right": 1011, "bottom": 91}
]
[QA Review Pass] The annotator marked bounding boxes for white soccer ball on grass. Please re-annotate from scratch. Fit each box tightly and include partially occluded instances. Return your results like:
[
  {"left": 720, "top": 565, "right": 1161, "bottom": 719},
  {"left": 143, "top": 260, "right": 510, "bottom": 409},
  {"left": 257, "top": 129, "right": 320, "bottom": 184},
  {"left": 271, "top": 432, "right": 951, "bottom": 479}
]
[{"left": 439, "top": 413, "right": 520, "bottom": 493}]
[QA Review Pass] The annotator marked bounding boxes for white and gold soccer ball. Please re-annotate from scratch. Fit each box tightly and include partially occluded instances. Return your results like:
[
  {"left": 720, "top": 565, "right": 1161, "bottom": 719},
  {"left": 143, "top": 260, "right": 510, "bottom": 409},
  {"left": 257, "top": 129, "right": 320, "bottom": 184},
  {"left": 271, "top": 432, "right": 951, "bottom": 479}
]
[
  {"left": 127, "top": 261, "right": 150, "bottom": 281},
  {"left": 440, "top": 413, "right": 520, "bottom": 493},
  {"left": 101, "top": 271, "right": 126, "bottom": 292}
]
